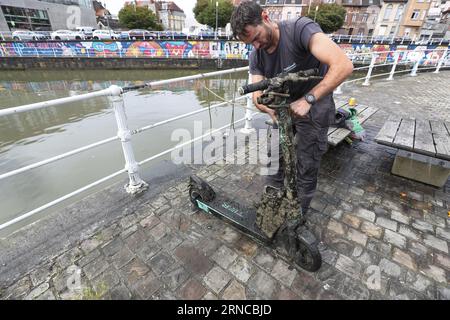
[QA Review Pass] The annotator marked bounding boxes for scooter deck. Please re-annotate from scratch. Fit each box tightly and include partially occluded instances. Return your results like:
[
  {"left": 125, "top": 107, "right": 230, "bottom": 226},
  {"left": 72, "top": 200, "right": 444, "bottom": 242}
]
[{"left": 195, "top": 189, "right": 269, "bottom": 243}]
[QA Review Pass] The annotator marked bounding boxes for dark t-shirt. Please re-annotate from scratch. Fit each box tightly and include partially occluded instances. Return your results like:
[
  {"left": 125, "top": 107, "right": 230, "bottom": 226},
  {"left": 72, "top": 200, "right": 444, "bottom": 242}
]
[{"left": 249, "top": 17, "right": 335, "bottom": 127}]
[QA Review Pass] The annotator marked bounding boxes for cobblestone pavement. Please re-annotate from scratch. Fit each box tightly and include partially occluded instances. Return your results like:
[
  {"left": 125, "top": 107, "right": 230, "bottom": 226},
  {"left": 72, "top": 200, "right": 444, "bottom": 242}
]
[{"left": 1, "top": 71, "right": 449, "bottom": 300}]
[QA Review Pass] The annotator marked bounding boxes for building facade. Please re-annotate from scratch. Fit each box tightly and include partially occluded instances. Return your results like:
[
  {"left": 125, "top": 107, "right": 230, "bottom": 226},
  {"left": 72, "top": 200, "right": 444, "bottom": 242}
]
[
  {"left": 0, "top": 0, "right": 96, "bottom": 31},
  {"left": 155, "top": 1, "right": 186, "bottom": 31},
  {"left": 397, "top": 0, "right": 432, "bottom": 38},
  {"left": 125, "top": 0, "right": 186, "bottom": 31},
  {"left": 261, "top": 0, "right": 307, "bottom": 20},
  {"left": 340, "top": 0, "right": 381, "bottom": 35},
  {"left": 373, "top": 0, "right": 408, "bottom": 37},
  {"left": 419, "top": 0, "right": 450, "bottom": 40}
]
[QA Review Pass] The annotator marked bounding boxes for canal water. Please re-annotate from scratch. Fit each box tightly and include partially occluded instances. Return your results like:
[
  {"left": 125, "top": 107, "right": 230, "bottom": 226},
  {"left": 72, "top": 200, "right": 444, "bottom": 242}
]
[{"left": 0, "top": 69, "right": 249, "bottom": 234}]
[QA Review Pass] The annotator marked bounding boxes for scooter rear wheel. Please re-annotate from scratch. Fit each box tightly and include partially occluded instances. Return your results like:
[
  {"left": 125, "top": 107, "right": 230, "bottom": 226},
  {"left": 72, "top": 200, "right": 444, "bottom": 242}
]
[
  {"left": 189, "top": 188, "right": 202, "bottom": 209},
  {"left": 295, "top": 231, "right": 322, "bottom": 272}
]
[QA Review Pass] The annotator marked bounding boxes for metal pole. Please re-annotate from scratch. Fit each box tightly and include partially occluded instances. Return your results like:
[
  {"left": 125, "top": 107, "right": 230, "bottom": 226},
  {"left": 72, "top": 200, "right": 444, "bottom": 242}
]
[
  {"left": 109, "top": 86, "right": 149, "bottom": 194},
  {"left": 434, "top": 48, "right": 448, "bottom": 74},
  {"left": 363, "top": 53, "right": 377, "bottom": 86},
  {"left": 410, "top": 58, "right": 420, "bottom": 76},
  {"left": 215, "top": 1, "right": 219, "bottom": 40},
  {"left": 240, "top": 71, "right": 255, "bottom": 135},
  {"left": 387, "top": 51, "right": 400, "bottom": 80}
]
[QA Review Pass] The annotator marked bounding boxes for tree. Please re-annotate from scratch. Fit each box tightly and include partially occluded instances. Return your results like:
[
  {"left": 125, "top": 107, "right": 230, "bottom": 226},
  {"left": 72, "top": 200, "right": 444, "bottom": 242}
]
[
  {"left": 118, "top": 4, "right": 163, "bottom": 30},
  {"left": 193, "top": 0, "right": 234, "bottom": 29},
  {"left": 307, "top": 3, "right": 346, "bottom": 34}
]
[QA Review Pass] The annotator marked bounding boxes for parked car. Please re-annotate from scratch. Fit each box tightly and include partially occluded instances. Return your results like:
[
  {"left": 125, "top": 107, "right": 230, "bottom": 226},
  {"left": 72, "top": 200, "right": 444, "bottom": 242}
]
[
  {"left": 160, "top": 31, "right": 188, "bottom": 40},
  {"left": 76, "top": 26, "right": 96, "bottom": 39},
  {"left": 92, "top": 29, "right": 119, "bottom": 40},
  {"left": 128, "top": 29, "right": 157, "bottom": 40},
  {"left": 51, "top": 30, "right": 85, "bottom": 40},
  {"left": 12, "top": 30, "right": 47, "bottom": 41},
  {"left": 119, "top": 31, "right": 130, "bottom": 40}
]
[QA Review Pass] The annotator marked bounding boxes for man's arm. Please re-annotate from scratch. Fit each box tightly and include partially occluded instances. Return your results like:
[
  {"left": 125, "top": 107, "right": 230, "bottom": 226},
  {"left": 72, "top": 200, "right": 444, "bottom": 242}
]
[
  {"left": 251, "top": 74, "right": 277, "bottom": 122},
  {"left": 290, "top": 33, "right": 353, "bottom": 117}
]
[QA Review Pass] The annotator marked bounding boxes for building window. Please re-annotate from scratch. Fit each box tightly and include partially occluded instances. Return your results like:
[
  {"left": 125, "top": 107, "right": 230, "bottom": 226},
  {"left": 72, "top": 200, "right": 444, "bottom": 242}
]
[
  {"left": 404, "top": 27, "right": 411, "bottom": 36},
  {"left": 383, "top": 4, "right": 393, "bottom": 21},
  {"left": 296, "top": 12, "right": 300, "bottom": 17},
  {"left": 411, "top": 10, "right": 420, "bottom": 20},
  {"left": 39, "top": 0, "right": 92, "bottom": 8},
  {"left": 287, "top": 11, "right": 291, "bottom": 20},
  {"left": 395, "top": 5, "right": 404, "bottom": 21},
  {"left": 352, "top": 14, "right": 357, "bottom": 23},
  {"left": 417, "top": 0, "right": 424, "bottom": 2},
  {"left": 1, "top": 5, "right": 52, "bottom": 31},
  {"left": 344, "top": 13, "right": 348, "bottom": 22},
  {"left": 362, "top": 13, "right": 368, "bottom": 22}
]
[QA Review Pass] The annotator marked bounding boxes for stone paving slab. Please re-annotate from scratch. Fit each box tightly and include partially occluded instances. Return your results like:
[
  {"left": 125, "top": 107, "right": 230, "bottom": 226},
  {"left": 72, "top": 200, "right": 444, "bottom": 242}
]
[{"left": 1, "top": 71, "right": 449, "bottom": 300}]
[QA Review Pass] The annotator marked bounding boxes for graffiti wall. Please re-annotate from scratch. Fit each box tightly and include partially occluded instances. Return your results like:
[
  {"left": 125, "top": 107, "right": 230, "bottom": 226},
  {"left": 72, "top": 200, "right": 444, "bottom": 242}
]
[
  {"left": 0, "top": 40, "right": 252, "bottom": 59},
  {"left": 337, "top": 43, "right": 449, "bottom": 65},
  {"left": 0, "top": 40, "right": 448, "bottom": 65}
]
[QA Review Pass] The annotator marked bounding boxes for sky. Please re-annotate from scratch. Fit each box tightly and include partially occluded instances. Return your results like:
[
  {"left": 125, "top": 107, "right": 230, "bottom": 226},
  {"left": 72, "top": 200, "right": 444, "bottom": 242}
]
[{"left": 102, "top": 0, "right": 201, "bottom": 27}]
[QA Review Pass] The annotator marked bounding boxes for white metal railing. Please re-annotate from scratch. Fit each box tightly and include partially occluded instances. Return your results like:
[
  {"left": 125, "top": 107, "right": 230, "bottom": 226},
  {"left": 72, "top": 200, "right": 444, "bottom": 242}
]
[
  {"left": 2, "top": 29, "right": 449, "bottom": 45},
  {"left": 0, "top": 66, "right": 253, "bottom": 230},
  {"left": 0, "top": 49, "right": 448, "bottom": 231}
]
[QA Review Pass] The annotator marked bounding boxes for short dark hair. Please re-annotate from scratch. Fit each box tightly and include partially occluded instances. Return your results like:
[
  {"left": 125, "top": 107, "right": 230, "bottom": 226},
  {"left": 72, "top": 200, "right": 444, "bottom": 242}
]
[{"left": 230, "top": 1, "right": 263, "bottom": 39}]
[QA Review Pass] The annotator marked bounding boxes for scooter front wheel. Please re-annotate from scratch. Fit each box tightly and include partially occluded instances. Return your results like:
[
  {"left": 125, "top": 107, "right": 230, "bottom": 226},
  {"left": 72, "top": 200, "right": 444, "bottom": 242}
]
[{"left": 295, "top": 229, "right": 322, "bottom": 272}]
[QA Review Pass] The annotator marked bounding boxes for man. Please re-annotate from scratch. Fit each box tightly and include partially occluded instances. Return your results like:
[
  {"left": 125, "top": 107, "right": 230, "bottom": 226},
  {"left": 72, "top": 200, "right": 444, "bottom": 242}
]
[{"left": 230, "top": 1, "right": 353, "bottom": 214}]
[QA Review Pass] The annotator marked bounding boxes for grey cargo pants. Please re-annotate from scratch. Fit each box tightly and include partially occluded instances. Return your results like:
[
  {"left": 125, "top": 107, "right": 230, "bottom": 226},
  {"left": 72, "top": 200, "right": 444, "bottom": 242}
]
[{"left": 267, "top": 119, "right": 329, "bottom": 214}]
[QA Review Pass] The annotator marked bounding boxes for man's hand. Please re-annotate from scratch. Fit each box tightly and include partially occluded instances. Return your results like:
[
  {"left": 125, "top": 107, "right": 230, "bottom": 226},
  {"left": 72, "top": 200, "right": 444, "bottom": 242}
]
[{"left": 290, "top": 98, "right": 311, "bottom": 118}]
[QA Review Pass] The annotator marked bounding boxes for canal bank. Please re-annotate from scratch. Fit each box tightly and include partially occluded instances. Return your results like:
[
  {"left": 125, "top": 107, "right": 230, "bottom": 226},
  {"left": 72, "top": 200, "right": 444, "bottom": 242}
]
[{"left": 0, "top": 57, "right": 249, "bottom": 70}]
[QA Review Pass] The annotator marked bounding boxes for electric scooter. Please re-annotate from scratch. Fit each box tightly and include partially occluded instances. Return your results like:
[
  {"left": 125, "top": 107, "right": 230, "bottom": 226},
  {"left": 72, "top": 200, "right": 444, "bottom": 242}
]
[{"left": 188, "top": 66, "right": 323, "bottom": 272}]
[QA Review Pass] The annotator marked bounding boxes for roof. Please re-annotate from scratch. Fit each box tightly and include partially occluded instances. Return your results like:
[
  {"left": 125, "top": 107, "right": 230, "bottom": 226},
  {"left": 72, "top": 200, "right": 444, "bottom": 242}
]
[{"left": 154, "top": 1, "right": 185, "bottom": 13}]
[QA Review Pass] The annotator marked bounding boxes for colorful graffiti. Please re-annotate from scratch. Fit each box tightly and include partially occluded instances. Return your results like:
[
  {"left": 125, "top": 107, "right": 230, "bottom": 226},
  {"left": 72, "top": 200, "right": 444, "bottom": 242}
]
[
  {"left": 0, "top": 40, "right": 252, "bottom": 59},
  {"left": 0, "top": 41, "right": 448, "bottom": 65}
]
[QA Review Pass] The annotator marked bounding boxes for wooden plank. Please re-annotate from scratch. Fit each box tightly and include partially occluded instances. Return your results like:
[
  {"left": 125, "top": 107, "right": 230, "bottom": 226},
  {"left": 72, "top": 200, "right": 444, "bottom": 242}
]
[
  {"left": 353, "top": 104, "right": 367, "bottom": 114},
  {"left": 392, "top": 118, "right": 415, "bottom": 150},
  {"left": 328, "top": 128, "right": 351, "bottom": 146},
  {"left": 433, "top": 133, "right": 450, "bottom": 160},
  {"left": 444, "top": 121, "right": 450, "bottom": 135},
  {"left": 430, "top": 120, "right": 448, "bottom": 134},
  {"left": 357, "top": 107, "right": 378, "bottom": 124},
  {"left": 413, "top": 120, "right": 436, "bottom": 157},
  {"left": 374, "top": 118, "right": 401, "bottom": 146},
  {"left": 328, "top": 126, "right": 339, "bottom": 135}
]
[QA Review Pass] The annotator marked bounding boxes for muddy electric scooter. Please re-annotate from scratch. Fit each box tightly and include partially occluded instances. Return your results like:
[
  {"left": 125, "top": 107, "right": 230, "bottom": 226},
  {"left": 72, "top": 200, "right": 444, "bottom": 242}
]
[{"left": 188, "top": 66, "right": 323, "bottom": 272}]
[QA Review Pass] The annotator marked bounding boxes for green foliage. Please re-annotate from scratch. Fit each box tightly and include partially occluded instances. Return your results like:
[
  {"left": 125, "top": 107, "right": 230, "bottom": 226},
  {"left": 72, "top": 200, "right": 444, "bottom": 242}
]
[
  {"left": 118, "top": 4, "right": 163, "bottom": 30},
  {"left": 306, "top": 3, "right": 346, "bottom": 34},
  {"left": 194, "top": 0, "right": 234, "bottom": 29}
]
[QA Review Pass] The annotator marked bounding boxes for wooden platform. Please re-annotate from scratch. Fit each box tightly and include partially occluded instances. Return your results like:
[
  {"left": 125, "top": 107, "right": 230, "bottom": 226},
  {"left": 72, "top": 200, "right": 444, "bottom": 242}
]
[
  {"left": 375, "top": 118, "right": 450, "bottom": 161},
  {"left": 327, "top": 104, "right": 379, "bottom": 146}
]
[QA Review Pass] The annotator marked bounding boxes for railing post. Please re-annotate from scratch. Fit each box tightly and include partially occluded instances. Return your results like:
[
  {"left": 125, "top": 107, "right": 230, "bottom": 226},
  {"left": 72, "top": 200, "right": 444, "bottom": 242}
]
[
  {"left": 363, "top": 53, "right": 377, "bottom": 86},
  {"left": 108, "top": 85, "right": 149, "bottom": 194},
  {"left": 240, "top": 71, "right": 256, "bottom": 135},
  {"left": 387, "top": 51, "right": 400, "bottom": 80},
  {"left": 410, "top": 58, "right": 420, "bottom": 77},
  {"left": 434, "top": 48, "right": 448, "bottom": 73},
  {"left": 334, "top": 83, "right": 343, "bottom": 94}
]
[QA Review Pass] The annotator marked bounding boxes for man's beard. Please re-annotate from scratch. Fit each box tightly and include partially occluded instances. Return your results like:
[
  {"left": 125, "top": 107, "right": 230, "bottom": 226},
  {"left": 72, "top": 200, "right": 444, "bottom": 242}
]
[{"left": 263, "top": 23, "right": 273, "bottom": 50}]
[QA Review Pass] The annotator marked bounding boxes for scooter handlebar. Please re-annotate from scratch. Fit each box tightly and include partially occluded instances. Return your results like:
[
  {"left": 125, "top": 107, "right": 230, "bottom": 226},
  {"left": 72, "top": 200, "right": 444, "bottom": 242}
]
[
  {"left": 238, "top": 68, "right": 321, "bottom": 95},
  {"left": 238, "top": 79, "right": 271, "bottom": 95}
]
